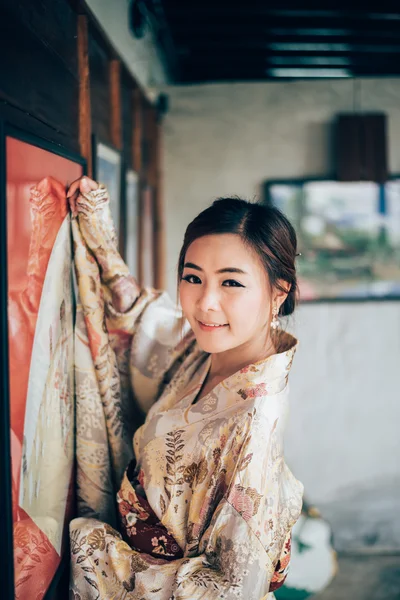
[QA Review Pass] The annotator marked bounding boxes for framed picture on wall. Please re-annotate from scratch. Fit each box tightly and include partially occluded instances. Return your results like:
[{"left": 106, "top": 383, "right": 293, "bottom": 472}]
[
  {"left": 0, "top": 123, "right": 85, "bottom": 600},
  {"left": 125, "top": 169, "right": 139, "bottom": 279},
  {"left": 264, "top": 177, "right": 400, "bottom": 302},
  {"left": 92, "top": 136, "right": 121, "bottom": 239}
]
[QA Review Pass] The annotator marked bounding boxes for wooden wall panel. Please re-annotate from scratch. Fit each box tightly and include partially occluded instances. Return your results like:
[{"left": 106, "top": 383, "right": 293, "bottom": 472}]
[
  {"left": 109, "top": 60, "right": 122, "bottom": 151},
  {"left": 336, "top": 114, "right": 362, "bottom": 182},
  {"left": 121, "top": 71, "right": 134, "bottom": 170},
  {"left": 153, "top": 117, "right": 166, "bottom": 290},
  {"left": 363, "top": 113, "right": 388, "bottom": 183},
  {"left": 133, "top": 89, "right": 145, "bottom": 286},
  {"left": 88, "top": 27, "right": 112, "bottom": 145},
  {"left": 146, "top": 105, "right": 157, "bottom": 188},
  {"left": 132, "top": 88, "right": 143, "bottom": 175},
  {"left": 3, "top": 0, "right": 78, "bottom": 76},
  {"left": 142, "top": 101, "right": 153, "bottom": 185},
  {"left": 0, "top": 6, "right": 79, "bottom": 152},
  {"left": 77, "top": 15, "right": 92, "bottom": 177},
  {"left": 336, "top": 113, "right": 388, "bottom": 182},
  {"left": 143, "top": 104, "right": 165, "bottom": 289},
  {"left": 0, "top": 0, "right": 165, "bottom": 289}
]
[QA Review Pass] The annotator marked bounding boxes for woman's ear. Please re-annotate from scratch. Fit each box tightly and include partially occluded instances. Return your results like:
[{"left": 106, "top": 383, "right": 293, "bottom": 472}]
[{"left": 273, "top": 280, "right": 291, "bottom": 311}]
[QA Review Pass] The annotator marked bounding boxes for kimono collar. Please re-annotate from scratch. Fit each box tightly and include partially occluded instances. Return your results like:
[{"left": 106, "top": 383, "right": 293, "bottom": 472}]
[
  {"left": 208, "top": 328, "right": 299, "bottom": 399},
  {"left": 137, "top": 329, "right": 298, "bottom": 452}
]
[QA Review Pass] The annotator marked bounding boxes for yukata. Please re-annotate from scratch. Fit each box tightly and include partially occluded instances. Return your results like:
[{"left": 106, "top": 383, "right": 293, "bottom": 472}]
[{"left": 69, "top": 187, "right": 304, "bottom": 600}]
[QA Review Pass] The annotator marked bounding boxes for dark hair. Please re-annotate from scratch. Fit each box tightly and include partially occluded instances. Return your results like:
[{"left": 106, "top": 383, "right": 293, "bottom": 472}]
[{"left": 177, "top": 197, "right": 298, "bottom": 317}]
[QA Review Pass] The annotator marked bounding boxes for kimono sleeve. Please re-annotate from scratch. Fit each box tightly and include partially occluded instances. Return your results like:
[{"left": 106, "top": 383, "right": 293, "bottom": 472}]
[
  {"left": 72, "top": 214, "right": 193, "bottom": 416},
  {"left": 169, "top": 407, "right": 304, "bottom": 600},
  {"left": 106, "top": 288, "right": 193, "bottom": 414}
]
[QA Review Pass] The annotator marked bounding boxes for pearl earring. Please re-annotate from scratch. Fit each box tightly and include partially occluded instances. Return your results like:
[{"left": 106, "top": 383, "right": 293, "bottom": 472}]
[{"left": 271, "top": 305, "right": 280, "bottom": 330}]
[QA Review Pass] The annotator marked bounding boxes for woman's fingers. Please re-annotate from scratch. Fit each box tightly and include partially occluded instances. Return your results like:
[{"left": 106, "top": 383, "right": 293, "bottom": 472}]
[
  {"left": 66, "top": 177, "right": 99, "bottom": 216},
  {"left": 67, "top": 178, "right": 81, "bottom": 198},
  {"left": 67, "top": 176, "right": 98, "bottom": 198},
  {"left": 80, "top": 177, "right": 98, "bottom": 194},
  {"left": 67, "top": 192, "right": 78, "bottom": 217}
]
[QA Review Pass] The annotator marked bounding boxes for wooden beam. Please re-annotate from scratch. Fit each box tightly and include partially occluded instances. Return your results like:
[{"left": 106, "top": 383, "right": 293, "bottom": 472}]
[
  {"left": 141, "top": 98, "right": 153, "bottom": 186},
  {"left": 77, "top": 14, "right": 92, "bottom": 176},
  {"left": 146, "top": 105, "right": 157, "bottom": 189},
  {"left": 109, "top": 59, "right": 122, "bottom": 150},
  {"left": 153, "top": 115, "right": 166, "bottom": 289},
  {"left": 132, "top": 88, "right": 144, "bottom": 285},
  {"left": 145, "top": 105, "right": 165, "bottom": 289},
  {"left": 132, "top": 88, "right": 143, "bottom": 174},
  {"left": 166, "top": 6, "right": 400, "bottom": 26}
]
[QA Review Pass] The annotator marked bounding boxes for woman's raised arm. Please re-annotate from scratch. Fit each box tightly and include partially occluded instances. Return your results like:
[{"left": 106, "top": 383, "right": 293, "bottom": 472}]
[{"left": 67, "top": 176, "right": 140, "bottom": 313}]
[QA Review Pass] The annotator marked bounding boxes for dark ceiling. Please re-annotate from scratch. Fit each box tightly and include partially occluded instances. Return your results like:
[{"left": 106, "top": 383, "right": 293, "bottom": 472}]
[{"left": 139, "top": 1, "right": 400, "bottom": 83}]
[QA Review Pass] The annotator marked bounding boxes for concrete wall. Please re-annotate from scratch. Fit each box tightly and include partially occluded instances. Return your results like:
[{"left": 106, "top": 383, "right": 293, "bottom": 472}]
[
  {"left": 161, "top": 79, "right": 400, "bottom": 551},
  {"left": 85, "top": 0, "right": 167, "bottom": 91}
]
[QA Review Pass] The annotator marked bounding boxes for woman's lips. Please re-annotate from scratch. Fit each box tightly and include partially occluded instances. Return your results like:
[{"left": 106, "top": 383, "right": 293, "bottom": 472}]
[{"left": 197, "top": 320, "right": 228, "bottom": 332}]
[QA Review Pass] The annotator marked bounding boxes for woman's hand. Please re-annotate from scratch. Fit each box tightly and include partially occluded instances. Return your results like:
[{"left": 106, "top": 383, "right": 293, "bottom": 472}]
[
  {"left": 67, "top": 176, "right": 115, "bottom": 252},
  {"left": 67, "top": 176, "right": 99, "bottom": 217}
]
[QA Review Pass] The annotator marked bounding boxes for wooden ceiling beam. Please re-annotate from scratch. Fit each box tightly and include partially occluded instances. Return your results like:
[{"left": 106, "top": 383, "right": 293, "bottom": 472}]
[
  {"left": 164, "top": 0, "right": 397, "bottom": 10},
  {"left": 175, "top": 39, "right": 400, "bottom": 52},
  {"left": 159, "top": 1, "right": 400, "bottom": 82},
  {"left": 180, "top": 49, "right": 400, "bottom": 61},
  {"left": 178, "top": 67, "right": 400, "bottom": 84},
  {"left": 165, "top": 6, "right": 400, "bottom": 23},
  {"left": 174, "top": 30, "right": 400, "bottom": 42},
  {"left": 167, "top": 15, "right": 400, "bottom": 33}
]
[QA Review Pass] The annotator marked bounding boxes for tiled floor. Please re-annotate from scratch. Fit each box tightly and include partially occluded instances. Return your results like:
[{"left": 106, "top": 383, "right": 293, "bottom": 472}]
[{"left": 313, "top": 553, "right": 400, "bottom": 600}]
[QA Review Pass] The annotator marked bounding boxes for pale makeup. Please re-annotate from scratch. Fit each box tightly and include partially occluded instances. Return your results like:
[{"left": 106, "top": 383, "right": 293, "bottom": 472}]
[{"left": 179, "top": 233, "right": 288, "bottom": 381}]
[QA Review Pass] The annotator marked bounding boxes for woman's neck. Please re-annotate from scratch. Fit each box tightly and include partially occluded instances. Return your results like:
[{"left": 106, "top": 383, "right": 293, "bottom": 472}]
[{"left": 208, "top": 330, "right": 276, "bottom": 381}]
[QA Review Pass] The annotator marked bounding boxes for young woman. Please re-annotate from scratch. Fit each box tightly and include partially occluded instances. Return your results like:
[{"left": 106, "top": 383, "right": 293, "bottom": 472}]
[{"left": 68, "top": 176, "right": 304, "bottom": 600}]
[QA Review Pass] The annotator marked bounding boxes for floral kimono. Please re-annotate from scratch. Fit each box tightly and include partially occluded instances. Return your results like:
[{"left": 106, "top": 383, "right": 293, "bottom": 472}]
[{"left": 69, "top": 189, "right": 304, "bottom": 600}]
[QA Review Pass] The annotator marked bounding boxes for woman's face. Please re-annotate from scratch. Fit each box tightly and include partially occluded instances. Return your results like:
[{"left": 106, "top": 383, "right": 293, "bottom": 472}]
[{"left": 179, "top": 233, "right": 273, "bottom": 355}]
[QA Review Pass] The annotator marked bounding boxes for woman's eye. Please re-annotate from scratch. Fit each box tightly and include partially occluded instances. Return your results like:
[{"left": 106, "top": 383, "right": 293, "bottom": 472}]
[
  {"left": 182, "top": 274, "right": 201, "bottom": 284},
  {"left": 222, "top": 280, "right": 244, "bottom": 287}
]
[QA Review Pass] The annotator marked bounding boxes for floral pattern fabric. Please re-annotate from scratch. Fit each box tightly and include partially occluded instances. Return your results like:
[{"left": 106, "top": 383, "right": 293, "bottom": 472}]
[
  {"left": 117, "top": 458, "right": 183, "bottom": 560},
  {"left": 69, "top": 192, "right": 304, "bottom": 600}
]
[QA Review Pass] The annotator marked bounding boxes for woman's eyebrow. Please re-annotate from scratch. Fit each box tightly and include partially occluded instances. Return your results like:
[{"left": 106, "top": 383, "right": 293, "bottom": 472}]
[{"left": 183, "top": 262, "right": 248, "bottom": 275}]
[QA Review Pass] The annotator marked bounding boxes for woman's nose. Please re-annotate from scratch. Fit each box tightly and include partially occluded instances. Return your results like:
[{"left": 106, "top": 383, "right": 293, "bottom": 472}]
[{"left": 196, "top": 285, "right": 221, "bottom": 312}]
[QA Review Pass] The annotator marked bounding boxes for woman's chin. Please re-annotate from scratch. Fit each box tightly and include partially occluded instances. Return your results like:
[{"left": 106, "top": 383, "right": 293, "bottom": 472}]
[{"left": 194, "top": 335, "right": 231, "bottom": 354}]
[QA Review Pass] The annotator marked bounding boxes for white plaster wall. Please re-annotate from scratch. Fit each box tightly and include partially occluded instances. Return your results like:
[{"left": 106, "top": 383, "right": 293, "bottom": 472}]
[
  {"left": 161, "top": 79, "right": 400, "bottom": 550},
  {"left": 85, "top": 0, "right": 167, "bottom": 91}
]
